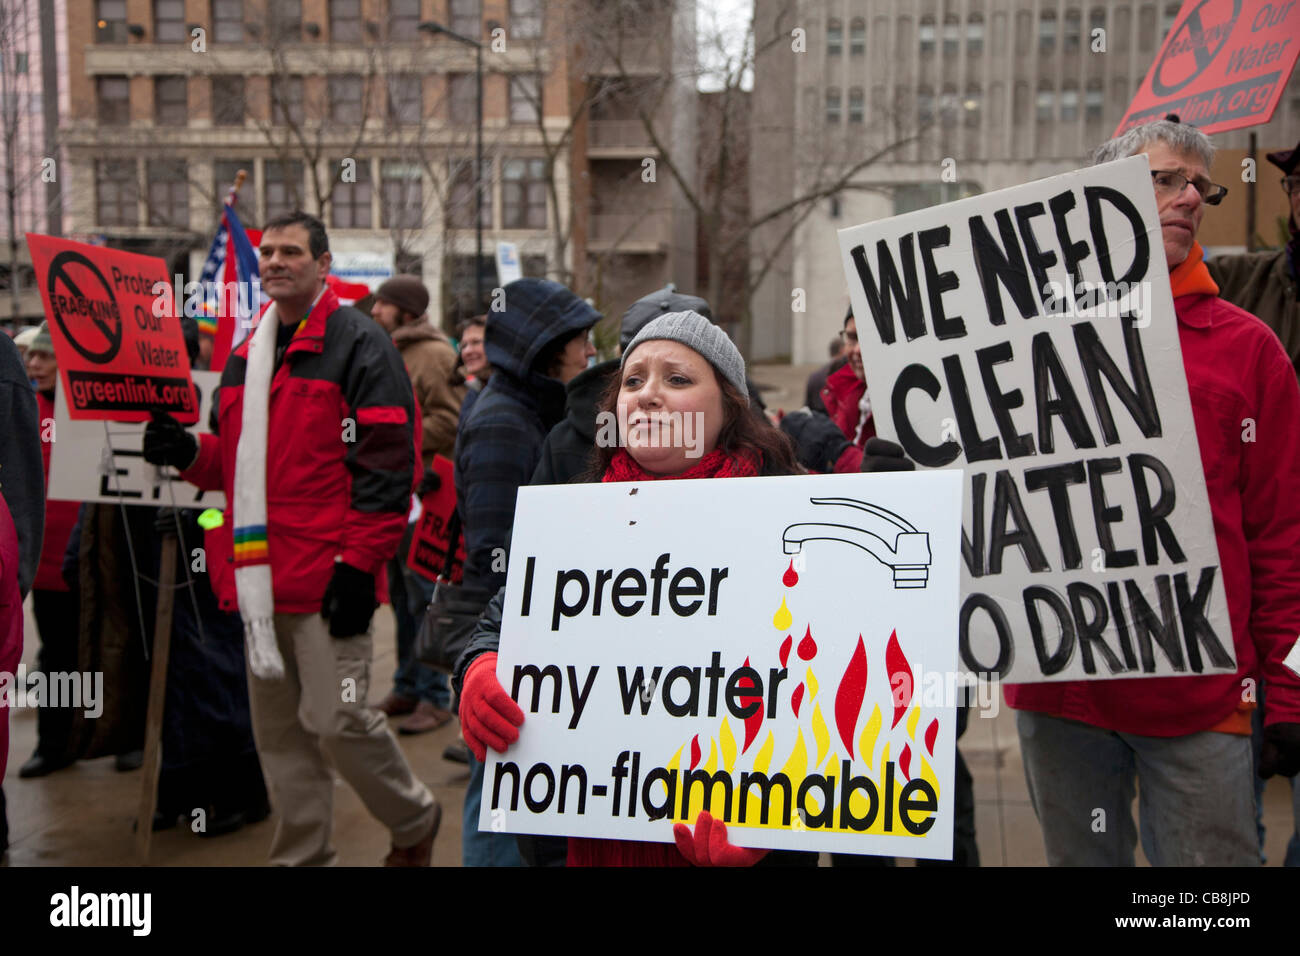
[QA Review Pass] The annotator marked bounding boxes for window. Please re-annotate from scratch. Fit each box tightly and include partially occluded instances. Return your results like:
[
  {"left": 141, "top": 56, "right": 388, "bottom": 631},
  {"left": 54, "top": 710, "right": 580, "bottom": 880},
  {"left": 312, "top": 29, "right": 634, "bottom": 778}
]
[
  {"left": 13, "top": 52, "right": 27, "bottom": 73},
  {"left": 387, "top": 74, "right": 421, "bottom": 124},
  {"left": 1014, "top": 81, "right": 1029, "bottom": 123},
  {"left": 963, "top": 84, "right": 982, "bottom": 128},
  {"left": 1060, "top": 83, "right": 1079, "bottom": 121},
  {"left": 1064, "top": 9, "right": 1082, "bottom": 52},
  {"left": 848, "top": 88, "right": 864, "bottom": 124},
  {"left": 510, "top": 0, "right": 542, "bottom": 40},
  {"left": 1089, "top": 7, "right": 1106, "bottom": 36},
  {"left": 386, "top": 0, "right": 419, "bottom": 40},
  {"left": 97, "top": 75, "right": 130, "bottom": 125},
  {"left": 1111, "top": 76, "right": 1128, "bottom": 111},
  {"left": 264, "top": 159, "right": 303, "bottom": 220},
  {"left": 1036, "top": 85, "right": 1054, "bottom": 123},
  {"left": 850, "top": 18, "right": 865, "bottom": 55},
  {"left": 825, "top": 88, "right": 841, "bottom": 124},
  {"left": 96, "top": 0, "right": 128, "bottom": 43},
  {"left": 382, "top": 161, "right": 423, "bottom": 229},
  {"left": 213, "top": 76, "right": 244, "bottom": 125},
  {"left": 448, "top": 73, "right": 476, "bottom": 124},
  {"left": 1014, "top": 10, "right": 1032, "bottom": 56},
  {"left": 827, "top": 19, "right": 842, "bottom": 56},
  {"left": 1085, "top": 81, "right": 1104, "bottom": 121},
  {"left": 268, "top": 0, "right": 302, "bottom": 42},
  {"left": 991, "top": 12, "right": 1007, "bottom": 56},
  {"left": 942, "top": 15, "right": 959, "bottom": 56},
  {"left": 1161, "top": 2, "right": 1180, "bottom": 38},
  {"left": 155, "top": 76, "right": 187, "bottom": 126},
  {"left": 873, "top": 16, "right": 888, "bottom": 60},
  {"left": 329, "top": 74, "right": 363, "bottom": 123},
  {"left": 450, "top": 0, "right": 481, "bottom": 39},
  {"left": 154, "top": 0, "right": 185, "bottom": 42},
  {"left": 1039, "top": 10, "right": 1056, "bottom": 53},
  {"left": 509, "top": 74, "right": 540, "bottom": 124},
  {"left": 330, "top": 0, "right": 362, "bottom": 43},
  {"left": 272, "top": 75, "right": 304, "bottom": 125},
  {"left": 1115, "top": 8, "right": 1131, "bottom": 52},
  {"left": 967, "top": 14, "right": 984, "bottom": 56},
  {"left": 148, "top": 160, "right": 189, "bottom": 227},
  {"left": 918, "top": 15, "right": 935, "bottom": 55},
  {"left": 502, "top": 157, "right": 546, "bottom": 229},
  {"left": 331, "top": 157, "right": 371, "bottom": 228},
  {"left": 213, "top": 160, "right": 251, "bottom": 208},
  {"left": 940, "top": 85, "right": 959, "bottom": 125},
  {"left": 893, "top": 182, "right": 981, "bottom": 216},
  {"left": 917, "top": 86, "right": 934, "bottom": 125},
  {"left": 97, "top": 159, "right": 138, "bottom": 226},
  {"left": 447, "top": 158, "right": 492, "bottom": 229},
  {"left": 212, "top": 0, "right": 244, "bottom": 44}
]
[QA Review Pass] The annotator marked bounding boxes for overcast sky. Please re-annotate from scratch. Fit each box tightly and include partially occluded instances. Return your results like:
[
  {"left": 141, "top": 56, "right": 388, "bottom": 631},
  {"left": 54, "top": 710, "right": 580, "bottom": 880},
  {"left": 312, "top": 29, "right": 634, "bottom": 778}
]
[{"left": 697, "top": 0, "right": 755, "bottom": 92}]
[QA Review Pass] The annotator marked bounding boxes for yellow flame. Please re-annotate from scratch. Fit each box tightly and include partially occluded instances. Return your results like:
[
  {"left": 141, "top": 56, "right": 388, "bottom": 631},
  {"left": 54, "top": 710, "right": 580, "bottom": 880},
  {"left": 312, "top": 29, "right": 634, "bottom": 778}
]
[
  {"left": 778, "top": 729, "right": 809, "bottom": 823},
  {"left": 666, "top": 743, "right": 684, "bottom": 772},
  {"left": 858, "top": 704, "right": 882, "bottom": 766},
  {"left": 824, "top": 751, "right": 838, "bottom": 775},
  {"left": 812, "top": 703, "right": 829, "bottom": 766},
  {"left": 880, "top": 740, "right": 890, "bottom": 775},
  {"left": 720, "top": 717, "right": 737, "bottom": 772},
  {"left": 906, "top": 705, "right": 920, "bottom": 740},
  {"left": 806, "top": 667, "right": 819, "bottom": 701},
  {"left": 773, "top": 595, "right": 792, "bottom": 631},
  {"left": 704, "top": 737, "right": 718, "bottom": 774},
  {"left": 920, "top": 755, "right": 941, "bottom": 800},
  {"left": 753, "top": 730, "right": 775, "bottom": 774}
]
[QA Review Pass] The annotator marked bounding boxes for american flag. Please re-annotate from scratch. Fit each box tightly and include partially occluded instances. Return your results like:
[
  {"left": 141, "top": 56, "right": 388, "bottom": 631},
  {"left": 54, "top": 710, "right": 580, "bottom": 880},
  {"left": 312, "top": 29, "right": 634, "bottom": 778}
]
[{"left": 199, "top": 191, "right": 264, "bottom": 372}]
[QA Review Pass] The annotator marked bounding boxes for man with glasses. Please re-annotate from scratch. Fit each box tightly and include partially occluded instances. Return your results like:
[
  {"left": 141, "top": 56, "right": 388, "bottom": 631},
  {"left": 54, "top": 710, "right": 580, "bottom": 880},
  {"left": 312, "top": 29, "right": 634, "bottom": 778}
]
[{"left": 1207, "top": 140, "right": 1300, "bottom": 381}]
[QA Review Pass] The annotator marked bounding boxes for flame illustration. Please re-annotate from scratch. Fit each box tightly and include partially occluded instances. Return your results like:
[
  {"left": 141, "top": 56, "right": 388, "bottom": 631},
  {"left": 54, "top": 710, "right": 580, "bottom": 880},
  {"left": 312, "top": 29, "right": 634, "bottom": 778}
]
[
  {"left": 920, "top": 756, "right": 940, "bottom": 797},
  {"left": 806, "top": 668, "right": 819, "bottom": 701},
  {"left": 773, "top": 596, "right": 792, "bottom": 631},
  {"left": 880, "top": 740, "right": 891, "bottom": 775},
  {"left": 779, "top": 634, "right": 792, "bottom": 669},
  {"left": 783, "top": 560, "right": 799, "bottom": 587},
  {"left": 835, "top": 635, "right": 868, "bottom": 756},
  {"left": 900, "top": 743, "right": 912, "bottom": 779},
  {"left": 753, "top": 730, "right": 775, "bottom": 774},
  {"left": 924, "top": 718, "right": 939, "bottom": 756},
  {"left": 720, "top": 717, "right": 737, "bottom": 772},
  {"left": 791, "top": 682, "right": 805, "bottom": 718},
  {"left": 797, "top": 624, "right": 817, "bottom": 660},
  {"left": 906, "top": 705, "right": 920, "bottom": 740},
  {"left": 858, "top": 703, "right": 882, "bottom": 767},
  {"left": 824, "top": 750, "right": 838, "bottom": 775},
  {"left": 704, "top": 737, "right": 718, "bottom": 774},
  {"left": 690, "top": 734, "right": 701, "bottom": 771},
  {"left": 738, "top": 656, "right": 763, "bottom": 754},
  {"left": 886, "top": 629, "right": 913, "bottom": 729},
  {"left": 812, "top": 703, "right": 829, "bottom": 766}
]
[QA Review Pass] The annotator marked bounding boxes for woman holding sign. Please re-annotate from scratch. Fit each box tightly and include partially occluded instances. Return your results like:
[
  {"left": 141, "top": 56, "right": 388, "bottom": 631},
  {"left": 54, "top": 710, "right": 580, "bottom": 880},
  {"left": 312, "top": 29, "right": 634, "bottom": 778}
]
[{"left": 453, "top": 311, "right": 807, "bottom": 866}]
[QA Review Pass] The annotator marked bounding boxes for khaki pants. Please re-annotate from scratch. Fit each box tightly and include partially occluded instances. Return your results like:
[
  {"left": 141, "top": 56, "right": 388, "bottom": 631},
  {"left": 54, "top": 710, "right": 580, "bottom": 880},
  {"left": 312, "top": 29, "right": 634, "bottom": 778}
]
[{"left": 247, "top": 612, "right": 436, "bottom": 866}]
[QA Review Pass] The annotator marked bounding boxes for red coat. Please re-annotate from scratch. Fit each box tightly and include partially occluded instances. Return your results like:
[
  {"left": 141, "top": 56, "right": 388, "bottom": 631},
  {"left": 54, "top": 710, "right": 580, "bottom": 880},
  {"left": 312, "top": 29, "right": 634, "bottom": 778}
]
[
  {"left": 182, "top": 288, "right": 418, "bottom": 614},
  {"left": 34, "top": 389, "right": 79, "bottom": 592},
  {"left": 1006, "top": 290, "right": 1300, "bottom": 735},
  {"left": 821, "top": 361, "right": 876, "bottom": 473}
]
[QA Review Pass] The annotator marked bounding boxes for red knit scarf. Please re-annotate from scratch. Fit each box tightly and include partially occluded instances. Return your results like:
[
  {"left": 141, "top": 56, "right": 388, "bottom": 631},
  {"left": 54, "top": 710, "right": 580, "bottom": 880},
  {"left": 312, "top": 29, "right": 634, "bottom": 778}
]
[{"left": 601, "top": 447, "right": 761, "bottom": 482}]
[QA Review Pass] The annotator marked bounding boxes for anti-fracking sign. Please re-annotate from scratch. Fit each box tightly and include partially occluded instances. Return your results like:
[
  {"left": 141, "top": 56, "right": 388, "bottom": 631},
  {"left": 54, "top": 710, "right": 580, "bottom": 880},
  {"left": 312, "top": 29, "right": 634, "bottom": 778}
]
[
  {"left": 407, "top": 454, "right": 465, "bottom": 584},
  {"left": 26, "top": 234, "right": 198, "bottom": 424},
  {"left": 837, "top": 156, "right": 1234, "bottom": 685},
  {"left": 1115, "top": 0, "right": 1299, "bottom": 136},
  {"left": 483, "top": 471, "right": 964, "bottom": 858}
]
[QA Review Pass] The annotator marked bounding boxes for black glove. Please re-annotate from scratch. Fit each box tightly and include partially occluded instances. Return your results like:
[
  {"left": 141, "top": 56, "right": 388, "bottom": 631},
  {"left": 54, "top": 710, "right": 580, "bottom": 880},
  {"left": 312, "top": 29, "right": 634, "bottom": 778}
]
[
  {"left": 1259, "top": 722, "right": 1300, "bottom": 779},
  {"left": 143, "top": 411, "right": 199, "bottom": 470},
  {"left": 417, "top": 467, "right": 441, "bottom": 497},
  {"left": 320, "top": 561, "right": 377, "bottom": 638},
  {"left": 860, "top": 437, "right": 916, "bottom": 473},
  {"left": 780, "top": 409, "right": 851, "bottom": 473}
]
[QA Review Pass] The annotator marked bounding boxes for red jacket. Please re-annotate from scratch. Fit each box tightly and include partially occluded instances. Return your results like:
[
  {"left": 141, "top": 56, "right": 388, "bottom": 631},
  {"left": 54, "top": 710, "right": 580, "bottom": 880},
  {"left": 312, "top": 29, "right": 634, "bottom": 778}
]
[
  {"left": 35, "top": 389, "right": 79, "bottom": 592},
  {"left": 182, "top": 288, "right": 418, "bottom": 614},
  {"left": 1006, "top": 283, "right": 1300, "bottom": 735},
  {"left": 821, "top": 361, "right": 876, "bottom": 473}
]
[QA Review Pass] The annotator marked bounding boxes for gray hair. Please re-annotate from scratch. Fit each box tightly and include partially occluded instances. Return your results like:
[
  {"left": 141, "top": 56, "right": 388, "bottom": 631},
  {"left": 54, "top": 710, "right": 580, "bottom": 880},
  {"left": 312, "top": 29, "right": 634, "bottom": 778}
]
[{"left": 1091, "top": 119, "right": 1214, "bottom": 168}]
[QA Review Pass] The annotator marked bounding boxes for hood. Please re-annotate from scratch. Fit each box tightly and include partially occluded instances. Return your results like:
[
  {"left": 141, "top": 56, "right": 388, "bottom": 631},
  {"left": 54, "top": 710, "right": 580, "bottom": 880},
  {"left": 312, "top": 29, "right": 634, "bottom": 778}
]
[
  {"left": 565, "top": 357, "right": 620, "bottom": 440},
  {"left": 392, "top": 319, "right": 449, "bottom": 349},
  {"left": 484, "top": 278, "right": 602, "bottom": 389}
]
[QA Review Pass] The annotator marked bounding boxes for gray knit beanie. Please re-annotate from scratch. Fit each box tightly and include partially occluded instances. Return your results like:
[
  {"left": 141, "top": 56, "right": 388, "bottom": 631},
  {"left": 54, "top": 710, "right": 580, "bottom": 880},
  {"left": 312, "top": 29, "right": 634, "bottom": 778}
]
[{"left": 621, "top": 310, "right": 748, "bottom": 404}]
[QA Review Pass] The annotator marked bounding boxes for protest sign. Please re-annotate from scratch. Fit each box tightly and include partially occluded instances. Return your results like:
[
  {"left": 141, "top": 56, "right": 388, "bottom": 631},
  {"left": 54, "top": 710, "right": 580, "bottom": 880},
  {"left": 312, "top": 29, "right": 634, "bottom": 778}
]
[
  {"left": 482, "top": 470, "right": 964, "bottom": 858},
  {"left": 496, "top": 241, "right": 523, "bottom": 286},
  {"left": 26, "top": 233, "right": 198, "bottom": 424},
  {"left": 47, "top": 371, "right": 223, "bottom": 508},
  {"left": 406, "top": 454, "right": 464, "bottom": 583},
  {"left": 1115, "top": 0, "right": 1299, "bottom": 136},
  {"left": 837, "top": 156, "right": 1233, "bottom": 685}
]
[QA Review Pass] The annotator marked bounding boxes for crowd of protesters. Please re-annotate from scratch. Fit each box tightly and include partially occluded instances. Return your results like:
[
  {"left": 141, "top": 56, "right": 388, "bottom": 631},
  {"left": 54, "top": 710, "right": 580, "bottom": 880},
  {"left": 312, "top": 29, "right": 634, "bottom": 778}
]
[{"left": 1, "top": 120, "right": 1298, "bottom": 867}]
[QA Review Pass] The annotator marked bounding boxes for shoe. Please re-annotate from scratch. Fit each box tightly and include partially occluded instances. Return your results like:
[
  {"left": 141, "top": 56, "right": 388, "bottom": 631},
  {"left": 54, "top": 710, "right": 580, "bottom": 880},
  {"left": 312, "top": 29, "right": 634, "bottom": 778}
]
[
  {"left": 442, "top": 741, "right": 470, "bottom": 764},
  {"left": 398, "top": 701, "right": 453, "bottom": 735},
  {"left": 18, "top": 752, "right": 73, "bottom": 779},
  {"left": 115, "top": 750, "right": 144, "bottom": 772},
  {"left": 383, "top": 802, "right": 441, "bottom": 867},
  {"left": 198, "top": 808, "right": 247, "bottom": 839},
  {"left": 375, "top": 692, "right": 418, "bottom": 717}
]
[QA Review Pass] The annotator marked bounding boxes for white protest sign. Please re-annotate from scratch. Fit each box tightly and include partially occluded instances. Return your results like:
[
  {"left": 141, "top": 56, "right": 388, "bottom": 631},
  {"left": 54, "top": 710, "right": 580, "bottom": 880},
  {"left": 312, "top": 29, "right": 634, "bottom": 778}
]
[
  {"left": 838, "top": 155, "right": 1233, "bottom": 685},
  {"left": 496, "top": 241, "right": 522, "bottom": 286},
  {"left": 483, "top": 470, "right": 964, "bottom": 859},
  {"left": 47, "top": 370, "right": 224, "bottom": 508}
]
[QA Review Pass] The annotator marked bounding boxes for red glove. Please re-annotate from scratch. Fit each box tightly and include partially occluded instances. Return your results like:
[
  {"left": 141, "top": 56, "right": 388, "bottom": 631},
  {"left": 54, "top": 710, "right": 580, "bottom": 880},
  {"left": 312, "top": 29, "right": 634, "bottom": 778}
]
[
  {"left": 459, "top": 652, "right": 525, "bottom": 762},
  {"left": 673, "top": 811, "right": 769, "bottom": 867}
]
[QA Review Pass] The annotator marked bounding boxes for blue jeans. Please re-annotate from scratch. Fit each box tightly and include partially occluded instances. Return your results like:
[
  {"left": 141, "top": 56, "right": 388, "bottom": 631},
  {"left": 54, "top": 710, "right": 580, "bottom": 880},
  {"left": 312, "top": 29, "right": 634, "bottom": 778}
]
[
  {"left": 387, "top": 545, "right": 450, "bottom": 708},
  {"left": 462, "top": 753, "right": 525, "bottom": 867},
  {"left": 1016, "top": 710, "right": 1258, "bottom": 866}
]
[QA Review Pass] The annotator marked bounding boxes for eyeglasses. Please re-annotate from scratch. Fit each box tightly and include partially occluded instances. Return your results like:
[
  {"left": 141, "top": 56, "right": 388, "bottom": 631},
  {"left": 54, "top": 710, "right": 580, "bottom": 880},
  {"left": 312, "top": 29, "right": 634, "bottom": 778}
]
[
  {"left": 1282, "top": 175, "right": 1300, "bottom": 196},
  {"left": 839, "top": 329, "right": 859, "bottom": 346},
  {"left": 1151, "top": 169, "right": 1227, "bottom": 205}
]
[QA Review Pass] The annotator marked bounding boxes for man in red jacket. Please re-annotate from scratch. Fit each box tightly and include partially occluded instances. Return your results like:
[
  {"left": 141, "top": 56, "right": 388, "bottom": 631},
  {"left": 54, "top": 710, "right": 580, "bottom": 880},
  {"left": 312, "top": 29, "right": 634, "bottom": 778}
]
[
  {"left": 143, "top": 212, "right": 439, "bottom": 866},
  {"left": 1007, "top": 120, "right": 1300, "bottom": 866}
]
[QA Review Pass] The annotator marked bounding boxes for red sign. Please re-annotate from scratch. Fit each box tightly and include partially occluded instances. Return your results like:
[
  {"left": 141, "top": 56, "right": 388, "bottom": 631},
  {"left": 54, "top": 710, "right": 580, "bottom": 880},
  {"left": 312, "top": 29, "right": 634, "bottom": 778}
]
[
  {"left": 26, "top": 234, "right": 198, "bottom": 424},
  {"left": 407, "top": 455, "right": 465, "bottom": 584},
  {"left": 1115, "top": 0, "right": 1299, "bottom": 136}
]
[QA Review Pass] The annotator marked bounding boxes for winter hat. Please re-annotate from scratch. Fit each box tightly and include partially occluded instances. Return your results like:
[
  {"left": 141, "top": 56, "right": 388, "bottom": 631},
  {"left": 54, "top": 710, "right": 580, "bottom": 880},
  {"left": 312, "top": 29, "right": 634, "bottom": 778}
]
[
  {"left": 27, "top": 321, "right": 53, "bottom": 355},
  {"left": 620, "top": 284, "right": 712, "bottom": 351},
  {"left": 374, "top": 274, "right": 430, "bottom": 318},
  {"left": 12, "top": 325, "right": 38, "bottom": 351},
  {"left": 622, "top": 310, "right": 748, "bottom": 404},
  {"left": 1266, "top": 139, "right": 1300, "bottom": 176}
]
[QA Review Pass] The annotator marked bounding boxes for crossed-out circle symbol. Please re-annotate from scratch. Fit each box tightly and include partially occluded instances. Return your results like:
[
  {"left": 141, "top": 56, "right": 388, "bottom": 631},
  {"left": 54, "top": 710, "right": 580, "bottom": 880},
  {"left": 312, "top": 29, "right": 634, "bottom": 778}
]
[
  {"left": 1151, "top": 0, "right": 1241, "bottom": 97},
  {"left": 46, "top": 250, "right": 122, "bottom": 364}
]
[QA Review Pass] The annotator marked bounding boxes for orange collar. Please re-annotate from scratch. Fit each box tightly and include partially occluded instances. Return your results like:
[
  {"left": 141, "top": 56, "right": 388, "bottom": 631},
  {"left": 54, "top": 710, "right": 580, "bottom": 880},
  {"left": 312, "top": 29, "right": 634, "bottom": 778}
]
[{"left": 1169, "top": 242, "right": 1219, "bottom": 299}]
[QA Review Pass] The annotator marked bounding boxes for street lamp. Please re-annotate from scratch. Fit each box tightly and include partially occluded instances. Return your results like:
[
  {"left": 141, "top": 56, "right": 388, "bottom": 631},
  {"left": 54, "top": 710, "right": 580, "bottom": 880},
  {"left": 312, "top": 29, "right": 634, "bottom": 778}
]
[{"left": 420, "top": 19, "right": 484, "bottom": 315}]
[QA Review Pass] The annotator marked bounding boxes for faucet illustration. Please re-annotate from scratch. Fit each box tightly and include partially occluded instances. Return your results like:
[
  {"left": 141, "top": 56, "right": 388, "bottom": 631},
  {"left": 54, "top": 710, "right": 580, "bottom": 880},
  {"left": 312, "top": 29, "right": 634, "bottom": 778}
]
[{"left": 782, "top": 496, "right": 931, "bottom": 588}]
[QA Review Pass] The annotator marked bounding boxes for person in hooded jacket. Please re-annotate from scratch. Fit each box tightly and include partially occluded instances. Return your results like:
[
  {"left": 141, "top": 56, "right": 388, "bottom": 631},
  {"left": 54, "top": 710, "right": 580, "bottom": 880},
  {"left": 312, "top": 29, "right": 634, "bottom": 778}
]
[{"left": 454, "top": 277, "right": 599, "bottom": 865}]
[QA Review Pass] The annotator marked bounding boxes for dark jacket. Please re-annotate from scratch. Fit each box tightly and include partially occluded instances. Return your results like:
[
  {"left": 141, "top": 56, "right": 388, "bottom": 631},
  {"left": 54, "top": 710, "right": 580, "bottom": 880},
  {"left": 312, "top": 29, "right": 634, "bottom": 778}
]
[
  {"left": 1208, "top": 247, "right": 1300, "bottom": 382},
  {"left": 804, "top": 356, "right": 848, "bottom": 414},
  {"left": 392, "top": 320, "right": 465, "bottom": 463},
  {"left": 0, "top": 333, "right": 43, "bottom": 597},
  {"left": 454, "top": 280, "right": 600, "bottom": 593},
  {"left": 530, "top": 358, "right": 619, "bottom": 486}
]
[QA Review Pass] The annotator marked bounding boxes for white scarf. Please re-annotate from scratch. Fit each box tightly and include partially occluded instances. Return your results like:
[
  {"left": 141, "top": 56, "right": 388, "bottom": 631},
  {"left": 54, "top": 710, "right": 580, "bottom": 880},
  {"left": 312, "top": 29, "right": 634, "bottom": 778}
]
[
  {"left": 852, "top": 388, "right": 873, "bottom": 446},
  {"left": 232, "top": 302, "right": 287, "bottom": 680}
]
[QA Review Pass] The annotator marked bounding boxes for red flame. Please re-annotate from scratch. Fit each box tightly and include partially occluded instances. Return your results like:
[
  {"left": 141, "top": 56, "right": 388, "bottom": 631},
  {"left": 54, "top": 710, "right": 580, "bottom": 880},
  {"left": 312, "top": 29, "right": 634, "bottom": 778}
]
[
  {"left": 797, "top": 624, "right": 817, "bottom": 660},
  {"left": 739, "top": 656, "right": 763, "bottom": 754},
  {"left": 835, "top": 635, "right": 867, "bottom": 757},
  {"left": 690, "top": 735, "right": 701, "bottom": 771},
  {"left": 783, "top": 560, "right": 799, "bottom": 587},
  {"left": 900, "top": 742, "right": 912, "bottom": 779},
  {"left": 886, "top": 629, "right": 913, "bottom": 729},
  {"left": 779, "top": 634, "right": 792, "bottom": 669},
  {"left": 924, "top": 718, "right": 939, "bottom": 756},
  {"left": 791, "top": 683, "right": 805, "bottom": 718}
]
